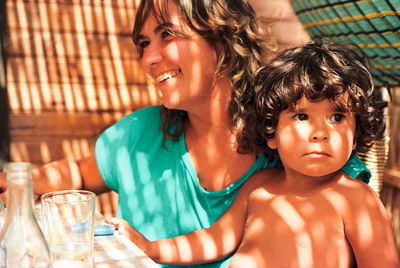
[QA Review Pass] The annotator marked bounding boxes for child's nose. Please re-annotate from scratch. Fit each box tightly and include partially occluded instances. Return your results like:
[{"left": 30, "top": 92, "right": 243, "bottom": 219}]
[
  {"left": 311, "top": 125, "right": 329, "bottom": 141},
  {"left": 312, "top": 134, "right": 328, "bottom": 141}
]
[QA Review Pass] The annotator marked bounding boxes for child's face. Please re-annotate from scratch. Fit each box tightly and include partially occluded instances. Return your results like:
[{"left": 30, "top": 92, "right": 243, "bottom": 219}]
[{"left": 267, "top": 97, "right": 356, "bottom": 177}]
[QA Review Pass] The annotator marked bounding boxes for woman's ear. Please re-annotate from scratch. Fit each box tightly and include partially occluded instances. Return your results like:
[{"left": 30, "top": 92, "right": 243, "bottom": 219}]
[
  {"left": 267, "top": 137, "right": 277, "bottom": 150},
  {"left": 352, "top": 141, "right": 356, "bottom": 150}
]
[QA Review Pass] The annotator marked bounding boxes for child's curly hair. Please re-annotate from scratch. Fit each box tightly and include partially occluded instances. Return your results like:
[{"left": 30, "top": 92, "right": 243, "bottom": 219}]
[{"left": 247, "top": 40, "right": 387, "bottom": 160}]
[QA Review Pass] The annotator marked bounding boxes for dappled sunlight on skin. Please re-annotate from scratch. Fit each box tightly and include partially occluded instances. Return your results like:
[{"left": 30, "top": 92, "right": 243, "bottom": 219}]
[
  {"left": 230, "top": 251, "right": 264, "bottom": 268},
  {"left": 277, "top": 122, "right": 339, "bottom": 174},
  {"left": 156, "top": 238, "right": 181, "bottom": 263},
  {"left": 325, "top": 184, "right": 375, "bottom": 244},
  {"left": 225, "top": 182, "right": 363, "bottom": 268},
  {"left": 172, "top": 41, "right": 218, "bottom": 114},
  {"left": 140, "top": 0, "right": 226, "bottom": 118},
  {"left": 173, "top": 235, "right": 195, "bottom": 262},
  {"left": 355, "top": 210, "right": 374, "bottom": 243},
  {"left": 272, "top": 197, "right": 306, "bottom": 230},
  {"left": 195, "top": 231, "right": 219, "bottom": 260},
  {"left": 143, "top": 3, "right": 218, "bottom": 112},
  {"left": 272, "top": 99, "right": 356, "bottom": 180},
  {"left": 109, "top": 167, "right": 397, "bottom": 267},
  {"left": 187, "top": 129, "right": 253, "bottom": 192},
  {"left": 220, "top": 216, "right": 240, "bottom": 255},
  {"left": 133, "top": 205, "right": 241, "bottom": 265},
  {"left": 199, "top": 212, "right": 238, "bottom": 261},
  {"left": 298, "top": 201, "right": 315, "bottom": 215},
  {"left": 271, "top": 197, "right": 314, "bottom": 267}
]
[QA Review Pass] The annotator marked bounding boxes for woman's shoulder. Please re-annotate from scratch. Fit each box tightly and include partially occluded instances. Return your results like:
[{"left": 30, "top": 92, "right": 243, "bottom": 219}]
[
  {"left": 134, "top": 105, "right": 162, "bottom": 116},
  {"left": 124, "top": 105, "right": 162, "bottom": 122},
  {"left": 98, "top": 105, "right": 162, "bottom": 142},
  {"left": 112, "top": 105, "right": 162, "bottom": 130}
]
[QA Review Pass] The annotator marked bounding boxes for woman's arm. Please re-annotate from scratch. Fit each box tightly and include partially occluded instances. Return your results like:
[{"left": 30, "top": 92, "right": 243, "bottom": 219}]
[
  {"left": 107, "top": 173, "right": 266, "bottom": 265},
  {"left": 344, "top": 183, "right": 399, "bottom": 267},
  {"left": 32, "top": 154, "right": 110, "bottom": 195},
  {"left": 0, "top": 154, "right": 110, "bottom": 206}
]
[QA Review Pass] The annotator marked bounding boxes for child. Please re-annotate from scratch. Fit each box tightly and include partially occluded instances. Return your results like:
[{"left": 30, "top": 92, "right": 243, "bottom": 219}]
[{"left": 108, "top": 40, "right": 399, "bottom": 267}]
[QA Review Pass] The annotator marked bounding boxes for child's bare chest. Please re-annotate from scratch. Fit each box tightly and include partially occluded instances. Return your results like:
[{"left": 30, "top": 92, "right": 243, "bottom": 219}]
[{"left": 229, "top": 189, "right": 354, "bottom": 268}]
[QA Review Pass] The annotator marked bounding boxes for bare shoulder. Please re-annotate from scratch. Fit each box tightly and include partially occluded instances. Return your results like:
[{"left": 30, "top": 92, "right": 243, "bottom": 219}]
[
  {"left": 327, "top": 172, "right": 384, "bottom": 212},
  {"left": 239, "top": 168, "right": 283, "bottom": 196},
  {"left": 332, "top": 175, "right": 398, "bottom": 267},
  {"left": 333, "top": 173, "right": 378, "bottom": 197}
]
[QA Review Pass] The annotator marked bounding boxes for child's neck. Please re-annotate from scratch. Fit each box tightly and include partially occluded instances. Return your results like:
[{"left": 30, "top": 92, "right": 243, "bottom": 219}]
[{"left": 278, "top": 169, "right": 344, "bottom": 196}]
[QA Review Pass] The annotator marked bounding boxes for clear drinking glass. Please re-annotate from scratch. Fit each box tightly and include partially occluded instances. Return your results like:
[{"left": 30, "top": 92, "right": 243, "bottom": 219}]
[{"left": 41, "top": 190, "right": 96, "bottom": 268}]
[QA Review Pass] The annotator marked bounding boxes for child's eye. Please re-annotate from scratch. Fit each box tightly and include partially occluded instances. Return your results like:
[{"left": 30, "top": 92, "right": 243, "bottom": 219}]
[
  {"left": 330, "top": 113, "right": 345, "bottom": 123},
  {"left": 294, "top": 113, "right": 308, "bottom": 121}
]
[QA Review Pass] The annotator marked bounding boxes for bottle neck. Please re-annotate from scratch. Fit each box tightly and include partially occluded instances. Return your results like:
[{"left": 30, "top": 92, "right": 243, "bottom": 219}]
[
  {"left": 5, "top": 163, "right": 36, "bottom": 219},
  {"left": 6, "top": 177, "right": 35, "bottom": 217}
]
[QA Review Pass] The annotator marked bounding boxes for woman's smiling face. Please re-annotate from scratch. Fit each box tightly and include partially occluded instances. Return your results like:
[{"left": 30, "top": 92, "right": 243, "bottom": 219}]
[{"left": 137, "top": 0, "right": 223, "bottom": 111}]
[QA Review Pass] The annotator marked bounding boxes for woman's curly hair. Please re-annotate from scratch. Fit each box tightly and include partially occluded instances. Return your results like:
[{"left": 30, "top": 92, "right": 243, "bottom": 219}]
[
  {"left": 247, "top": 40, "right": 387, "bottom": 160},
  {"left": 132, "top": 0, "right": 276, "bottom": 151}
]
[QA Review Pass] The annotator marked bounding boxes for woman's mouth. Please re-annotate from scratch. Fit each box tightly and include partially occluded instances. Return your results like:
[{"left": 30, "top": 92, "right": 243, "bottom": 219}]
[{"left": 156, "top": 70, "right": 181, "bottom": 84}]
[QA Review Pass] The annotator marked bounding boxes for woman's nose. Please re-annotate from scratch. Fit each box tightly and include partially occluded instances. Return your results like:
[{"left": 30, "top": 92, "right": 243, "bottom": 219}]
[{"left": 142, "top": 45, "right": 163, "bottom": 70}]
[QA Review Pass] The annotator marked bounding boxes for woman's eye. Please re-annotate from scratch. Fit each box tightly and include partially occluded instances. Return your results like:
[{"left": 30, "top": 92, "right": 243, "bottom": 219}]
[
  {"left": 136, "top": 41, "right": 149, "bottom": 57},
  {"left": 331, "top": 113, "right": 345, "bottom": 122},
  {"left": 161, "top": 30, "right": 173, "bottom": 39},
  {"left": 294, "top": 113, "right": 308, "bottom": 121},
  {"left": 139, "top": 40, "right": 150, "bottom": 48}
]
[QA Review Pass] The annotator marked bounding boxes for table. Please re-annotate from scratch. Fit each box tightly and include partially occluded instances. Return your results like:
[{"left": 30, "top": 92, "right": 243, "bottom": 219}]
[
  {"left": 94, "top": 233, "right": 158, "bottom": 267},
  {"left": 34, "top": 204, "right": 159, "bottom": 267},
  {"left": 93, "top": 212, "right": 159, "bottom": 268}
]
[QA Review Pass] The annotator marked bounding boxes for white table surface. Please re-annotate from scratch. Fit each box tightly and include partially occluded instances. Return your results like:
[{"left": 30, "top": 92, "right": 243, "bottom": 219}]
[{"left": 34, "top": 204, "right": 159, "bottom": 267}]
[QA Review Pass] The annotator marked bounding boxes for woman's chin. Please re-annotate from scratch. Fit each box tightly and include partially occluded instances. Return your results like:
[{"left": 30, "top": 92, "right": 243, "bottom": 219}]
[{"left": 161, "top": 96, "right": 182, "bottom": 110}]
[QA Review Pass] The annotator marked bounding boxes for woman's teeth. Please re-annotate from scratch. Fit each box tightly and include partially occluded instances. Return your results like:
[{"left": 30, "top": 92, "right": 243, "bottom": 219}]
[{"left": 156, "top": 70, "right": 180, "bottom": 83}]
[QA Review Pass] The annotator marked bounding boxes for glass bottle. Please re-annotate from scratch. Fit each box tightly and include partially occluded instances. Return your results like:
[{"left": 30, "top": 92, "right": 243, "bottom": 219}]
[{"left": 0, "top": 162, "right": 51, "bottom": 267}]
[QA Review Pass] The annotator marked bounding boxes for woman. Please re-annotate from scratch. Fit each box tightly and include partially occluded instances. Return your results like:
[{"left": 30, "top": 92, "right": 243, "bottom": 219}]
[{"left": 0, "top": 1, "right": 370, "bottom": 267}]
